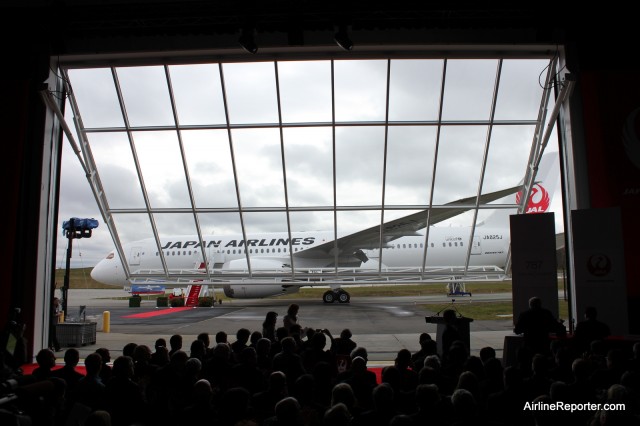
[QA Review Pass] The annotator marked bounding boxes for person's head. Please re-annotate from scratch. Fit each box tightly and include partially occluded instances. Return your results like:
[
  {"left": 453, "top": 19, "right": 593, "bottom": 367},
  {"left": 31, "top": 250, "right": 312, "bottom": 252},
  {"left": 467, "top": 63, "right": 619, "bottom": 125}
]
[
  {"left": 215, "top": 331, "right": 228, "bottom": 343},
  {"left": 394, "top": 348, "right": 412, "bottom": 368},
  {"left": 63, "top": 348, "right": 80, "bottom": 366},
  {"left": 112, "top": 355, "right": 134, "bottom": 378},
  {"left": 274, "top": 396, "right": 301, "bottom": 425},
  {"left": 36, "top": 348, "right": 56, "bottom": 369},
  {"left": 53, "top": 297, "right": 60, "bottom": 306},
  {"left": 154, "top": 338, "right": 167, "bottom": 351},
  {"left": 529, "top": 296, "right": 542, "bottom": 310},
  {"left": 443, "top": 309, "right": 457, "bottom": 324},
  {"left": 235, "top": 328, "right": 251, "bottom": 344},
  {"left": 418, "top": 332, "right": 432, "bottom": 344},
  {"left": 169, "top": 334, "right": 182, "bottom": 350},
  {"left": 350, "top": 346, "right": 368, "bottom": 362},
  {"left": 84, "top": 352, "right": 103, "bottom": 376},
  {"left": 265, "top": 311, "right": 278, "bottom": 325},
  {"left": 95, "top": 347, "right": 111, "bottom": 364},
  {"left": 122, "top": 342, "right": 138, "bottom": 358},
  {"left": 133, "top": 345, "right": 152, "bottom": 363},
  {"left": 331, "top": 382, "right": 355, "bottom": 409},
  {"left": 585, "top": 306, "right": 598, "bottom": 320},
  {"left": 197, "top": 332, "right": 210, "bottom": 348},
  {"left": 287, "top": 303, "right": 299, "bottom": 316},
  {"left": 479, "top": 346, "right": 496, "bottom": 363},
  {"left": 340, "top": 329, "right": 352, "bottom": 339}
]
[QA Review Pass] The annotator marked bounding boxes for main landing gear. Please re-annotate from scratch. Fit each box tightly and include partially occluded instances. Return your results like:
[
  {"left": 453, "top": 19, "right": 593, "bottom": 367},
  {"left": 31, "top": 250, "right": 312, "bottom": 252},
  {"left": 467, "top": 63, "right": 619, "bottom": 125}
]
[{"left": 322, "top": 289, "right": 351, "bottom": 304}]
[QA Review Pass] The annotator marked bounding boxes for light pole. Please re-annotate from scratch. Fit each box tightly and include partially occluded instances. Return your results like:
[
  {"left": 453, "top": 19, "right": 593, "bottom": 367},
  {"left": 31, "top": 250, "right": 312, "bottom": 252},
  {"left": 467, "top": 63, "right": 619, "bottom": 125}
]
[{"left": 61, "top": 217, "right": 99, "bottom": 316}]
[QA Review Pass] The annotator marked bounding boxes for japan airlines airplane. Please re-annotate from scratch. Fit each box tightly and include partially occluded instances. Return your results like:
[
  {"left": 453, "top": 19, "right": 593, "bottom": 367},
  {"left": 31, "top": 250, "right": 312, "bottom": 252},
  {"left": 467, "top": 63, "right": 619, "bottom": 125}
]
[{"left": 91, "top": 152, "right": 559, "bottom": 303}]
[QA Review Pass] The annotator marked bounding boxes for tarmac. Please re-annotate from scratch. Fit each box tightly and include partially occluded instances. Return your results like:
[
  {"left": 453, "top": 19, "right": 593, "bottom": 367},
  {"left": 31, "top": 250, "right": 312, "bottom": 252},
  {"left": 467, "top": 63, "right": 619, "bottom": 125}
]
[{"left": 54, "top": 289, "right": 518, "bottom": 366}]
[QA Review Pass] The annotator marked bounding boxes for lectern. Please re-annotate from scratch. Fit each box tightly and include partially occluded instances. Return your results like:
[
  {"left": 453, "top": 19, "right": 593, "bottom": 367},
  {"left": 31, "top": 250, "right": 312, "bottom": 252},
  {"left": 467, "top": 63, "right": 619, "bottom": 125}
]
[{"left": 425, "top": 313, "right": 474, "bottom": 356}]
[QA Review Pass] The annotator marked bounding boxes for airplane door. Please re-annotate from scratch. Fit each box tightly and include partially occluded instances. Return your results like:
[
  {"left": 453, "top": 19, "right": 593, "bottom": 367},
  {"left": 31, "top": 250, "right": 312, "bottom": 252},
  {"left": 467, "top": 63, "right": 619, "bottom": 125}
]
[
  {"left": 211, "top": 249, "right": 226, "bottom": 268},
  {"left": 130, "top": 247, "right": 142, "bottom": 265},
  {"left": 471, "top": 236, "right": 482, "bottom": 255}
]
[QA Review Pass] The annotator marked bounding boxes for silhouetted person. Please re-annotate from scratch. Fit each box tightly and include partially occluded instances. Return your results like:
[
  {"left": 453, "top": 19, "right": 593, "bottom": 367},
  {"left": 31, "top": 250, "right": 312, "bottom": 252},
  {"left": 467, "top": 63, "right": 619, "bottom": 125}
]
[
  {"left": 104, "top": 356, "right": 146, "bottom": 426},
  {"left": 52, "top": 347, "right": 85, "bottom": 409},
  {"left": 74, "top": 352, "right": 107, "bottom": 412},
  {"left": 574, "top": 306, "right": 611, "bottom": 353},
  {"left": 272, "top": 336, "right": 306, "bottom": 389},
  {"left": 441, "top": 309, "right": 462, "bottom": 361},
  {"left": 283, "top": 303, "right": 300, "bottom": 332},
  {"left": 263, "top": 311, "right": 279, "bottom": 342},
  {"left": 168, "top": 334, "right": 183, "bottom": 357},
  {"left": 31, "top": 348, "right": 57, "bottom": 381},
  {"left": 50, "top": 297, "right": 62, "bottom": 352},
  {"left": 95, "top": 347, "right": 113, "bottom": 384},
  {"left": 514, "top": 296, "right": 564, "bottom": 356},
  {"left": 151, "top": 337, "right": 170, "bottom": 366}
]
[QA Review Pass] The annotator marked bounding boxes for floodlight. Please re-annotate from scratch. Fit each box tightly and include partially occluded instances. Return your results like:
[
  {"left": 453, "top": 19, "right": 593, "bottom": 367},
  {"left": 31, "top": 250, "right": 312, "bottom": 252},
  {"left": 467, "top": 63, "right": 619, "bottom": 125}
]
[
  {"left": 334, "top": 25, "right": 353, "bottom": 51},
  {"left": 239, "top": 28, "right": 258, "bottom": 54}
]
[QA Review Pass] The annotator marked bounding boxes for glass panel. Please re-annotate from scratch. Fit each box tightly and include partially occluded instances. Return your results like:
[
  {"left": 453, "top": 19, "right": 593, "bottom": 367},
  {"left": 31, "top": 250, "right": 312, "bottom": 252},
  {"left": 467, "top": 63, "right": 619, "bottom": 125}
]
[
  {"left": 432, "top": 125, "right": 487, "bottom": 205},
  {"left": 278, "top": 61, "right": 332, "bottom": 123},
  {"left": 385, "top": 126, "right": 437, "bottom": 206},
  {"left": 494, "top": 59, "right": 550, "bottom": 120},
  {"left": 222, "top": 62, "right": 279, "bottom": 124},
  {"left": 88, "top": 132, "right": 147, "bottom": 208},
  {"left": 133, "top": 130, "right": 192, "bottom": 208},
  {"left": 388, "top": 59, "right": 444, "bottom": 121},
  {"left": 283, "top": 127, "right": 333, "bottom": 207},
  {"left": 169, "top": 64, "right": 228, "bottom": 126},
  {"left": 198, "top": 212, "right": 243, "bottom": 237},
  {"left": 484, "top": 125, "right": 535, "bottom": 194},
  {"left": 232, "top": 128, "right": 285, "bottom": 207},
  {"left": 337, "top": 210, "right": 382, "bottom": 239},
  {"left": 153, "top": 213, "right": 198, "bottom": 237},
  {"left": 110, "top": 213, "right": 156, "bottom": 266},
  {"left": 441, "top": 59, "right": 499, "bottom": 121},
  {"left": 182, "top": 129, "right": 239, "bottom": 209},
  {"left": 242, "top": 212, "right": 289, "bottom": 272},
  {"left": 335, "top": 126, "right": 385, "bottom": 206},
  {"left": 67, "top": 68, "right": 125, "bottom": 128},
  {"left": 116, "top": 66, "right": 175, "bottom": 127},
  {"left": 334, "top": 60, "right": 388, "bottom": 122}
]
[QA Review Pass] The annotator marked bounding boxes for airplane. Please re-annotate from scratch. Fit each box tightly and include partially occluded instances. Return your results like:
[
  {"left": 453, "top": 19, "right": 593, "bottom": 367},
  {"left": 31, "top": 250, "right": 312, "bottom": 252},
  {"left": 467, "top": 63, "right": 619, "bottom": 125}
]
[{"left": 90, "top": 152, "right": 559, "bottom": 303}]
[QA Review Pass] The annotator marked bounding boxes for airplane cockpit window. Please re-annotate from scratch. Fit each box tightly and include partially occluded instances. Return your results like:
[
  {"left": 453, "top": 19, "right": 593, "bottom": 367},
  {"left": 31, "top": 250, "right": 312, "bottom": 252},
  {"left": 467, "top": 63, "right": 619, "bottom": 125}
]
[{"left": 55, "top": 52, "right": 566, "bottom": 287}]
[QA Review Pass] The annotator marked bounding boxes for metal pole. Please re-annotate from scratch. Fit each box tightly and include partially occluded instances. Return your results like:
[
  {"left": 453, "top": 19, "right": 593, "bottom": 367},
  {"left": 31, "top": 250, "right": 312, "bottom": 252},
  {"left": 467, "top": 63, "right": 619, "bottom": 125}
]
[{"left": 63, "top": 231, "right": 73, "bottom": 317}]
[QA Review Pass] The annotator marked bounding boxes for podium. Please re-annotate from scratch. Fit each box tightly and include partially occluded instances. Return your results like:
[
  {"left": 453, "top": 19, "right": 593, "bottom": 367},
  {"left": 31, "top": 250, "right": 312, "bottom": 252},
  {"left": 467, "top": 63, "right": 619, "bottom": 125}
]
[{"left": 425, "top": 315, "right": 473, "bottom": 356}]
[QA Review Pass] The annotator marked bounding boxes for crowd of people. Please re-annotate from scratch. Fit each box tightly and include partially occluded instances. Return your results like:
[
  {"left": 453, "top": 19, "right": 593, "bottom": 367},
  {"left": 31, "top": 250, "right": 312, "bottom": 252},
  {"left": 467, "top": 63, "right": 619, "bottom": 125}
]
[{"left": 1, "top": 302, "right": 639, "bottom": 426}]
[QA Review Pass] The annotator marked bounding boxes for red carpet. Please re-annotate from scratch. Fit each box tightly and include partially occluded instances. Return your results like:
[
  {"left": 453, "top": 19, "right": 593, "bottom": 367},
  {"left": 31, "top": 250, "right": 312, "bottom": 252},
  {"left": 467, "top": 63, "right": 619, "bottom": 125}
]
[
  {"left": 121, "top": 307, "right": 193, "bottom": 318},
  {"left": 19, "top": 364, "right": 382, "bottom": 383}
]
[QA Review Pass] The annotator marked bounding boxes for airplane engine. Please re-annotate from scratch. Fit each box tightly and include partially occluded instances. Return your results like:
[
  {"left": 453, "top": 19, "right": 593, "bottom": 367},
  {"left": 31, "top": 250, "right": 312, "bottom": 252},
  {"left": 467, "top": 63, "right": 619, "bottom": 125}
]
[
  {"left": 221, "top": 257, "right": 299, "bottom": 298},
  {"left": 222, "top": 283, "right": 300, "bottom": 299}
]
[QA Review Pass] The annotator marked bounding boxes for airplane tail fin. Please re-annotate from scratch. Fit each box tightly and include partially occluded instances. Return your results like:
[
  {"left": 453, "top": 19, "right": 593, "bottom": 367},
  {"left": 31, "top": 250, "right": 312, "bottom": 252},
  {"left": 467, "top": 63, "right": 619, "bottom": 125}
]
[{"left": 478, "top": 151, "right": 560, "bottom": 227}]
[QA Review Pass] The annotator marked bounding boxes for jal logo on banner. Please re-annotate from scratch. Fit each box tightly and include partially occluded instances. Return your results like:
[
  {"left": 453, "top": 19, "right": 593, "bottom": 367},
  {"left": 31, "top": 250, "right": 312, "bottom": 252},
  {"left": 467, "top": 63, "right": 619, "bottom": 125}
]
[{"left": 587, "top": 253, "right": 612, "bottom": 277}]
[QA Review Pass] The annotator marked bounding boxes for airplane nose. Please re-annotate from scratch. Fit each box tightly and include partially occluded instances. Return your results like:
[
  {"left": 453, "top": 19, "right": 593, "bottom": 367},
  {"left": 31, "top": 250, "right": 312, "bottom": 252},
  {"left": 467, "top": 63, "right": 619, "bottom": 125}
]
[{"left": 91, "top": 257, "right": 125, "bottom": 286}]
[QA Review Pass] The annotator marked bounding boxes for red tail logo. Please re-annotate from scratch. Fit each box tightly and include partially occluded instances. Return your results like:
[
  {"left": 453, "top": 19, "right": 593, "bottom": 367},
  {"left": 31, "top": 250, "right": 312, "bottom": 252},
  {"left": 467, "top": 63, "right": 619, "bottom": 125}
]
[{"left": 516, "top": 184, "right": 550, "bottom": 214}]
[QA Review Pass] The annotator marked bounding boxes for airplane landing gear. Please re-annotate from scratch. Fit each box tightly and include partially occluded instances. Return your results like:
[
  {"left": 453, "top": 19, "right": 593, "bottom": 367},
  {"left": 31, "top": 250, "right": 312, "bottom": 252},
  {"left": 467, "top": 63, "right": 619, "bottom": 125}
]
[{"left": 322, "top": 289, "right": 351, "bottom": 304}]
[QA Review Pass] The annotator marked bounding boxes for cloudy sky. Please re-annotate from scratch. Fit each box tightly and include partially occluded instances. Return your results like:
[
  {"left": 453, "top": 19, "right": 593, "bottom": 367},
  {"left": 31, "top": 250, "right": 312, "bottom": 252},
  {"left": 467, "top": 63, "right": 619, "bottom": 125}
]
[{"left": 55, "top": 57, "right": 563, "bottom": 269}]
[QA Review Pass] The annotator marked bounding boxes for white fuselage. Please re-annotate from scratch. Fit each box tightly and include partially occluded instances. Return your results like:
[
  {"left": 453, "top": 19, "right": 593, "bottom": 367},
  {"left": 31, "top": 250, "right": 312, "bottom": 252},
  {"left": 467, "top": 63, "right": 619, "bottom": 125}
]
[{"left": 90, "top": 226, "right": 509, "bottom": 286}]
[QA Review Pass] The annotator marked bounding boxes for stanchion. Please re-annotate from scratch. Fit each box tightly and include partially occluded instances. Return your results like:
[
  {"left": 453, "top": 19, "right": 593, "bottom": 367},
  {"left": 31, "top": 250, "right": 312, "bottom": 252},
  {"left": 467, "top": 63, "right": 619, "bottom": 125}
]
[{"left": 103, "top": 311, "right": 110, "bottom": 333}]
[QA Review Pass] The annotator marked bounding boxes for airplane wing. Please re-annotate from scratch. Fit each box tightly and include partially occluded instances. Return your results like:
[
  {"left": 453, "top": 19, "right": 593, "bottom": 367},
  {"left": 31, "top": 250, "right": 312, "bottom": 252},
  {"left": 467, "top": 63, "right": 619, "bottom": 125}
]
[{"left": 295, "top": 184, "right": 523, "bottom": 260}]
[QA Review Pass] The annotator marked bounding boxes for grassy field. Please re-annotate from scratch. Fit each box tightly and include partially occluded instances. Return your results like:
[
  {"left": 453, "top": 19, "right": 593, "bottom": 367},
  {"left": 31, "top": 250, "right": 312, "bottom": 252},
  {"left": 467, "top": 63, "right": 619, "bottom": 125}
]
[{"left": 55, "top": 267, "right": 571, "bottom": 322}]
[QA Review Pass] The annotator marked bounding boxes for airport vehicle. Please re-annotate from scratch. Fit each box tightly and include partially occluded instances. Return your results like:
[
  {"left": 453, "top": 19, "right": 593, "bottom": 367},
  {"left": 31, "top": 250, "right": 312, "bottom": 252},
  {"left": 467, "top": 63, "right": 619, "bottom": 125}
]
[{"left": 91, "top": 153, "right": 559, "bottom": 303}]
